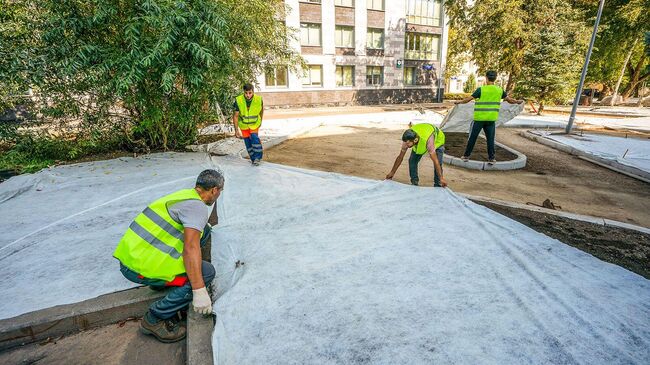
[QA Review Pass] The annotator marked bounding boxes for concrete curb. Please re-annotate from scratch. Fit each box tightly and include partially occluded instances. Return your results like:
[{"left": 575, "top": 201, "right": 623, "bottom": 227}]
[
  {"left": 520, "top": 130, "right": 650, "bottom": 184},
  {"left": 186, "top": 310, "right": 215, "bottom": 365},
  {"left": 443, "top": 140, "right": 527, "bottom": 171},
  {"left": 461, "top": 193, "right": 650, "bottom": 235},
  {"left": 0, "top": 286, "right": 165, "bottom": 351}
]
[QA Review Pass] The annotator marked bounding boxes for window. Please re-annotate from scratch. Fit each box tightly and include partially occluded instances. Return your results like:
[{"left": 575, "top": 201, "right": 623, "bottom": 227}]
[
  {"left": 366, "top": 66, "right": 383, "bottom": 85},
  {"left": 265, "top": 67, "right": 288, "bottom": 88},
  {"left": 300, "top": 23, "right": 322, "bottom": 46},
  {"left": 406, "top": 0, "right": 442, "bottom": 26},
  {"left": 335, "top": 26, "right": 355, "bottom": 48},
  {"left": 302, "top": 65, "right": 323, "bottom": 87},
  {"left": 367, "top": 0, "right": 384, "bottom": 11},
  {"left": 404, "top": 67, "right": 416, "bottom": 85},
  {"left": 336, "top": 66, "right": 355, "bottom": 86},
  {"left": 335, "top": 0, "right": 354, "bottom": 6},
  {"left": 405, "top": 32, "right": 440, "bottom": 60},
  {"left": 300, "top": 0, "right": 321, "bottom": 3},
  {"left": 366, "top": 28, "right": 384, "bottom": 49}
]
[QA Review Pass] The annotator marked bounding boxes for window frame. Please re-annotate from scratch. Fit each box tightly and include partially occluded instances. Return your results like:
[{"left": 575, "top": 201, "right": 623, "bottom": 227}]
[
  {"left": 301, "top": 65, "right": 323, "bottom": 87},
  {"left": 300, "top": 0, "right": 322, "bottom": 4},
  {"left": 404, "top": 32, "right": 440, "bottom": 60},
  {"left": 335, "top": 25, "right": 355, "bottom": 48},
  {"left": 336, "top": 65, "right": 355, "bottom": 87},
  {"left": 404, "top": 66, "right": 417, "bottom": 86},
  {"left": 366, "top": 0, "right": 384, "bottom": 11},
  {"left": 406, "top": 0, "right": 443, "bottom": 26},
  {"left": 300, "top": 23, "right": 322, "bottom": 47},
  {"left": 334, "top": 0, "right": 354, "bottom": 7},
  {"left": 366, "top": 66, "right": 383, "bottom": 86},
  {"left": 366, "top": 28, "right": 384, "bottom": 49},
  {"left": 265, "top": 67, "right": 289, "bottom": 88}
]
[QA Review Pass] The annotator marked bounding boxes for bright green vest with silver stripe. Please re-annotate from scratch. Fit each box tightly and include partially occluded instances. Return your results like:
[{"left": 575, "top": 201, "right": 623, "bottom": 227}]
[
  {"left": 236, "top": 94, "right": 263, "bottom": 130},
  {"left": 113, "top": 189, "right": 205, "bottom": 281},
  {"left": 474, "top": 85, "right": 503, "bottom": 122},
  {"left": 411, "top": 123, "right": 445, "bottom": 155}
]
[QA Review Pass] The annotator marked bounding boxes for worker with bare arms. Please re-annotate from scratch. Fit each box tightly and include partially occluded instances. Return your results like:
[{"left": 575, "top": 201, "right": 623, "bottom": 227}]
[{"left": 386, "top": 123, "right": 447, "bottom": 188}]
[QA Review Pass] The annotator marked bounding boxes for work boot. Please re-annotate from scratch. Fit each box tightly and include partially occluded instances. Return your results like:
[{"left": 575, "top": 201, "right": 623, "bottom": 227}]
[{"left": 140, "top": 311, "right": 186, "bottom": 343}]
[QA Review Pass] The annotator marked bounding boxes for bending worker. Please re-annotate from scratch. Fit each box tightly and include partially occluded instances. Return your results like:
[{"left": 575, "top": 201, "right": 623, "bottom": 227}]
[
  {"left": 233, "top": 83, "right": 264, "bottom": 166},
  {"left": 113, "top": 169, "right": 223, "bottom": 343},
  {"left": 386, "top": 123, "right": 447, "bottom": 188},
  {"left": 455, "top": 70, "right": 523, "bottom": 164}
]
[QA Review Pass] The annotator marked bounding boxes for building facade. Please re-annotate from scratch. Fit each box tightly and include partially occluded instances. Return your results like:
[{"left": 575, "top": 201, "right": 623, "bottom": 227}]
[{"left": 257, "top": 0, "right": 449, "bottom": 107}]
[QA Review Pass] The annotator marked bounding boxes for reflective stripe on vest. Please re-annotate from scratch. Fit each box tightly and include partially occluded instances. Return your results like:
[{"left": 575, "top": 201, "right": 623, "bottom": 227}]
[
  {"left": 236, "top": 94, "right": 263, "bottom": 130},
  {"left": 113, "top": 189, "right": 204, "bottom": 281},
  {"left": 410, "top": 123, "right": 445, "bottom": 155},
  {"left": 473, "top": 85, "right": 503, "bottom": 122}
]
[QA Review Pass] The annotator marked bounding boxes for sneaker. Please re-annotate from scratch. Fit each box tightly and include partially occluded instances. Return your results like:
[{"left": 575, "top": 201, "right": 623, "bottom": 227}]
[
  {"left": 252, "top": 160, "right": 260, "bottom": 166},
  {"left": 140, "top": 311, "right": 186, "bottom": 343},
  {"left": 488, "top": 159, "right": 496, "bottom": 165},
  {"left": 461, "top": 156, "right": 469, "bottom": 162}
]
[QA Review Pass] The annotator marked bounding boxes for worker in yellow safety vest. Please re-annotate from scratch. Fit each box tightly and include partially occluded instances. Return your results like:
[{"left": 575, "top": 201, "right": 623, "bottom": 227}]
[
  {"left": 113, "top": 169, "right": 224, "bottom": 343},
  {"left": 456, "top": 70, "right": 523, "bottom": 165},
  {"left": 233, "top": 83, "right": 264, "bottom": 166},
  {"left": 386, "top": 123, "right": 447, "bottom": 187}
]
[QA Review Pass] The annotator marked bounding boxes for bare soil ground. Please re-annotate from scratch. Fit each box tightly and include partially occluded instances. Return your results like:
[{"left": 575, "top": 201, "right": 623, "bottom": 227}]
[
  {"left": 266, "top": 125, "right": 650, "bottom": 277},
  {"left": 444, "top": 132, "right": 518, "bottom": 161}
]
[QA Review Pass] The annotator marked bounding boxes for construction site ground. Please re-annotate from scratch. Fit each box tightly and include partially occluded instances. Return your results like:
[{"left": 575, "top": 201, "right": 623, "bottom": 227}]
[
  {"left": 0, "top": 318, "right": 185, "bottom": 365},
  {"left": 1, "top": 103, "right": 649, "bottom": 364},
  {"left": 265, "top": 124, "right": 650, "bottom": 278}
]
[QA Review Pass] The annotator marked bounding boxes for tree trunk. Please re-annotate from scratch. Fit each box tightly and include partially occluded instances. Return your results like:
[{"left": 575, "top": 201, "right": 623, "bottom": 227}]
[
  {"left": 537, "top": 101, "right": 544, "bottom": 115},
  {"left": 505, "top": 73, "right": 515, "bottom": 94},
  {"left": 621, "top": 53, "right": 649, "bottom": 99},
  {"left": 610, "top": 39, "right": 637, "bottom": 106}
]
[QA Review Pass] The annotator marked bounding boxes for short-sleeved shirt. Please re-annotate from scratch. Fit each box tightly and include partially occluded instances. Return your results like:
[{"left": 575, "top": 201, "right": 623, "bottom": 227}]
[
  {"left": 472, "top": 87, "right": 507, "bottom": 100},
  {"left": 167, "top": 199, "right": 210, "bottom": 232},
  {"left": 233, "top": 98, "right": 263, "bottom": 113},
  {"left": 401, "top": 134, "right": 441, "bottom": 155}
]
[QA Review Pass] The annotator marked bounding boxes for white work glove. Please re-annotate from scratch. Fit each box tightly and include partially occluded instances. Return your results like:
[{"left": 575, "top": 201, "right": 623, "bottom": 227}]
[{"left": 192, "top": 287, "right": 213, "bottom": 315}]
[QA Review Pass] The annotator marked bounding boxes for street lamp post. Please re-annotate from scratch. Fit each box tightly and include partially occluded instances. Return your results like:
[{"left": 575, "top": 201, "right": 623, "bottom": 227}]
[{"left": 565, "top": 0, "right": 606, "bottom": 134}]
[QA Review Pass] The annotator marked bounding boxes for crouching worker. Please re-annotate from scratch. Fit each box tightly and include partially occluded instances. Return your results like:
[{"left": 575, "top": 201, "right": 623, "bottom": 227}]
[
  {"left": 386, "top": 123, "right": 447, "bottom": 187},
  {"left": 113, "top": 169, "right": 224, "bottom": 343}
]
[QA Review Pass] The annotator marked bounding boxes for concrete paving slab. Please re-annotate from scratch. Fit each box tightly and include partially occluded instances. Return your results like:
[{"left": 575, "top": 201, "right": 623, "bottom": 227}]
[{"left": 0, "top": 319, "right": 184, "bottom": 365}]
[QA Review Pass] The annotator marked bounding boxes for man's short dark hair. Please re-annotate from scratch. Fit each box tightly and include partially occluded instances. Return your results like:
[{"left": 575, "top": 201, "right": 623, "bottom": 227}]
[
  {"left": 243, "top": 83, "right": 254, "bottom": 92},
  {"left": 486, "top": 70, "right": 497, "bottom": 82},
  {"left": 402, "top": 129, "right": 417, "bottom": 142},
  {"left": 196, "top": 169, "right": 224, "bottom": 190}
]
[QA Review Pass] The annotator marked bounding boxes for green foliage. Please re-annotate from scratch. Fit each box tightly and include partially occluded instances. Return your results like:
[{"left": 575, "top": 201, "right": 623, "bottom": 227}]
[
  {"left": 515, "top": 0, "right": 588, "bottom": 107},
  {"left": 1, "top": 0, "right": 301, "bottom": 155},
  {"left": 444, "top": 93, "right": 471, "bottom": 100},
  {"left": 463, "top": 74, "right": 477, "bottom": 93}
]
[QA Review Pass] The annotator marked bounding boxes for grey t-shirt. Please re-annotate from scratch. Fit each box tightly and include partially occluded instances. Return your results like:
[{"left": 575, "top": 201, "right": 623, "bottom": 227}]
[{"left": 167, "top": 199, "right": 210, "bottom": 232}]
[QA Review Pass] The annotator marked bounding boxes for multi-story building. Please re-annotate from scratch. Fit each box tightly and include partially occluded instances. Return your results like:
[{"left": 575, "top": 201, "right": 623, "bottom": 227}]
[{"left": 257, "top": 0, "right": 449, "bottom": 107}]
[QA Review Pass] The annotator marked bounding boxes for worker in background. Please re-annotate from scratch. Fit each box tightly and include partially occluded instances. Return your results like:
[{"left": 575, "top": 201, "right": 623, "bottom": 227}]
[
  {"left": 233, "top": 83, "right": 264, "bottom": 166},
  {"left": 386, "top": 123, "right": 447, "bottom": 188},
  {"left": 113, "top": 169, "right": 223, "bottom": 343},
  {"left": 455, "top": 70, "right": 523, "bottom": 165}
]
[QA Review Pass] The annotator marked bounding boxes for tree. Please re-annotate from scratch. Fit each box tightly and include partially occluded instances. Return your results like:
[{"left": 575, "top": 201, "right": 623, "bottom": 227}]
[
  {"left": 581, "top": 0, "right": 650, "bottom": 100},
  {"left": 515, "top": 0, "right": 589, "bottom": 114},
  {"left": 465, "top": 0, "right": 528, "bottom": 93},
  {"left": 463, "top": 73, "right": 476, "bottom": 93},
  {"left": 1, "top": 0, "right": 301, "bottom": 150}
]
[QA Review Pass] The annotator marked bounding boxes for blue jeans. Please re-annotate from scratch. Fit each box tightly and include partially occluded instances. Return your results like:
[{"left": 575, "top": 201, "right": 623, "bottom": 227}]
[
  {"left": 244, "top": 133, "right": 263, "bottom": 161},
  {"left": 463, "top": 121, "right": 496, "bottom": 160},
  {"left": 120, "top": 225, "right": 215, "bottom": 320},
  {"left": 408, "top": 146, "right": 445, "bottom": 187}
]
